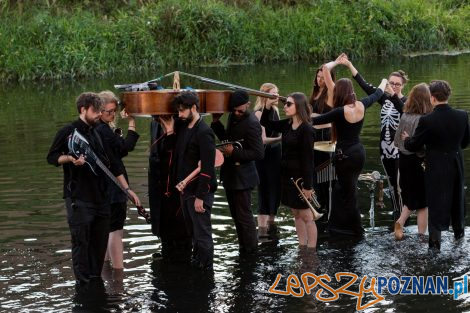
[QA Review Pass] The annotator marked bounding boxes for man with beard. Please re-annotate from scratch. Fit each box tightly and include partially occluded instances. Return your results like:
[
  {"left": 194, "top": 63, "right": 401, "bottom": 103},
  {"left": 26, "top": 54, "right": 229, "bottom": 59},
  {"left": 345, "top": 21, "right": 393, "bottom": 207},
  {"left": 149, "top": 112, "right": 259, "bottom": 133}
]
[
  {"left": 211, "top": 90, "right": 264, "bottom": 255},
  {"left": 47, "top": 92, "right": 140, "bottom": 284},
  {"left": 158, "top": 91, "right": 217, "bottom": 271}
]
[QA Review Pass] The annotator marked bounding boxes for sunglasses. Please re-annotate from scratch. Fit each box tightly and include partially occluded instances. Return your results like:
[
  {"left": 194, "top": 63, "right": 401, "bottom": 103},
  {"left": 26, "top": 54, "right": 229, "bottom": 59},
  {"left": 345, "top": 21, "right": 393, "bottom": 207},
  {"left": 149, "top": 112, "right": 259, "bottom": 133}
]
[{"left": 284, "top": 101, "right": 294, "bottom": 107}]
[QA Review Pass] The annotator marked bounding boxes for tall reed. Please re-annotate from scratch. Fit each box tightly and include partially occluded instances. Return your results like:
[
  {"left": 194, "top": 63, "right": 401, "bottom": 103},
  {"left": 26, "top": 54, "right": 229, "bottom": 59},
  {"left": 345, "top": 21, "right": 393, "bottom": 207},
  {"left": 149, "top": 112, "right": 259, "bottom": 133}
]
[{"left": 1, "top": 0, "right": 469, "bottom": 81}]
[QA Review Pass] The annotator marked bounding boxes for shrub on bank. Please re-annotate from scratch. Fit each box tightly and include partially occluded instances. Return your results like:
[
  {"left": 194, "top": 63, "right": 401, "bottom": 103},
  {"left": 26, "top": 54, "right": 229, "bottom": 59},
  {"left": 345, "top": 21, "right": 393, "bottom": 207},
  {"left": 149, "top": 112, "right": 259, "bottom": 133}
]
[{"left": 0, "top": 0, "right": 469, "bottom": 81}]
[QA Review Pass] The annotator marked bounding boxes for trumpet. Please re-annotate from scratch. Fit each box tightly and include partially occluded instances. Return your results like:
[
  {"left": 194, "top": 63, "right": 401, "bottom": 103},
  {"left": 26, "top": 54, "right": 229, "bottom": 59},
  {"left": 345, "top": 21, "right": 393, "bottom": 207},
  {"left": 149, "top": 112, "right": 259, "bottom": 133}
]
[
  {"left": 290, "top": 177, "right": 323, "bottom": 221},
  {"left": 215, "top": 139, "right": 244, "bottom": 149}
]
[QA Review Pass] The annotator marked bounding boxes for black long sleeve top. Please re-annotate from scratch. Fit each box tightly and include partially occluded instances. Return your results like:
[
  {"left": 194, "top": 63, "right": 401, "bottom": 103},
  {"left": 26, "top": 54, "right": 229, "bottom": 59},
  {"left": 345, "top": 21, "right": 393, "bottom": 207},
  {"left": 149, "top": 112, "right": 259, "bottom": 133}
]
[
  {"left": 47, "top": 118, "right": 124, "bottom": 207},
  {"left": 95, "top": 120, "right": 140, "bottom": 203},
  {"left": 260, "top": 109, "right": 314, "bottom": 189},
  {"left": 312, "top": 89, "right": 384, "bottom": 147},
  {"left": 211, "top": 111, "right": 264, "bottom": 190},
  {"left": 353, "top": 72, "right": 406, "bottom": 159},
  {"left": 353, "top": 73, "right": 406, "bottom": 112},
  {"left": 211, "top": 112, "right": 265, "bottom": 164},
  {"left": 404, "top": 104, "right": 470, "bottom": 153}
]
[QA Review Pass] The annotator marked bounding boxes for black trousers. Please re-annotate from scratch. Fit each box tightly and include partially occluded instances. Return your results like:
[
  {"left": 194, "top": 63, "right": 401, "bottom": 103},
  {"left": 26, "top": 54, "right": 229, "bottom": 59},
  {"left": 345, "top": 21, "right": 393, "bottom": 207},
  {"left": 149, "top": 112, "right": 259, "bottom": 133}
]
[
  {"left": 382, "top": 157, "right": 401, "bottom": 221},
  {"left": 329, "top": 144, "right": 365, "bottom": 237},
  {"left": 225, "top": 189, "right": 258, "bottom": 252},
  {"left": 181, "top": 192, "right": 214, "bottom": 267},
  {"left": 65, "top": 198, "right": 110, "bottom": 283}
]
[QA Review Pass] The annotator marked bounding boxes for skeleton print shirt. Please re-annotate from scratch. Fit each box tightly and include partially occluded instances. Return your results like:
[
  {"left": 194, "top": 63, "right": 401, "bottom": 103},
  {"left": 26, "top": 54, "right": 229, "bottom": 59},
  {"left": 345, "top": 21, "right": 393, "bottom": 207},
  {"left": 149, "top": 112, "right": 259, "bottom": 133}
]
[{"left": 353, "top": 73, "right": 407, "bottom": 159}]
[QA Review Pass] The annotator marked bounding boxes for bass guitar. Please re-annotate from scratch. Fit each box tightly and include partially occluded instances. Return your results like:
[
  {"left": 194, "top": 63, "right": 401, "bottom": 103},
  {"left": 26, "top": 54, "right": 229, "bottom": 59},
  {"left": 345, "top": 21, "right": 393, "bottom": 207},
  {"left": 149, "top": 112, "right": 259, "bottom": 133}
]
[{"left": 68, "top": 129, "right": 151, "bottom": 223}]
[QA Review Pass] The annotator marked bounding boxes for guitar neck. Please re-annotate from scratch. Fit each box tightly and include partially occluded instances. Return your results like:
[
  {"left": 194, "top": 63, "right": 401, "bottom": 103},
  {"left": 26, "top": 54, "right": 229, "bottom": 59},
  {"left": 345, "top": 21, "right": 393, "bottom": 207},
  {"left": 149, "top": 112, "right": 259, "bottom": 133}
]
[{"left": 94, "top": 158, "right": 131, "bottom": 200}]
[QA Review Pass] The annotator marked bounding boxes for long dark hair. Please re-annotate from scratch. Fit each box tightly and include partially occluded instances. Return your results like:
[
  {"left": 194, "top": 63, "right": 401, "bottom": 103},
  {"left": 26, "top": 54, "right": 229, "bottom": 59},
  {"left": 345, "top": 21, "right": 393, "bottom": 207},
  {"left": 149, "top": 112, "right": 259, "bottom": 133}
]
[
  {"left": 309, "top": 66, "right": 336, "bottom": 113},
  {"left": 290, "top": 92, "right": 312, "bottom": 125},
  {"left": 330, "top": 78, "right": 357, "bottom": 142},
  {"left": 333, "top": 78, "right": 356, "bottom": 108}
]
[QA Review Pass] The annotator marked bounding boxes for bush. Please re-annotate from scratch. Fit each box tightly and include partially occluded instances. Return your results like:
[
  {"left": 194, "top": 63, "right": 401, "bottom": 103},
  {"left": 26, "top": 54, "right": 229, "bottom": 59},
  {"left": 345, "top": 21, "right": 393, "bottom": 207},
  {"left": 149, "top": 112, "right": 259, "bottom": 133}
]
[{"left": 0, "top": 0, "right": 469, "bottom": 81}]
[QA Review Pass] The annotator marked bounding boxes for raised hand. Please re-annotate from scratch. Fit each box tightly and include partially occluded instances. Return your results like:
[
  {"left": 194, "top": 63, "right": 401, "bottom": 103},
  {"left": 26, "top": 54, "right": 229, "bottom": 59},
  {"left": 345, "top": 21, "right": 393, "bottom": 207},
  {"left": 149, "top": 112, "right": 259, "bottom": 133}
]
[
  {"left": 335, "top": 52, "right": 348, "bottom": 64},
  {"left": 212, "top": 113, "right": 223, "bottom": 123},
  {"left": 158, "top": 115, "right": 175, "bottom": 134},
  {"left": 385, "top": 82, "right": 395, "bottom": 96}
]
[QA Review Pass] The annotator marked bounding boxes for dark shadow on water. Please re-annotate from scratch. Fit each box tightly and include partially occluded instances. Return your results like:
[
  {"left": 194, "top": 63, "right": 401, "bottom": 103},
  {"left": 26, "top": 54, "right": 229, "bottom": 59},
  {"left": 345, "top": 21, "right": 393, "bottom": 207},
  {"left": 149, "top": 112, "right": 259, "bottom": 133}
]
[
  {"left": 150, "top": 259, "right": 215, "bottom": 312},
  {"left": 72, "top": 278, "right": 109, "bottom": 313},
  {"left": 72, "top": 262, "right": 129, "bottom": 312}
]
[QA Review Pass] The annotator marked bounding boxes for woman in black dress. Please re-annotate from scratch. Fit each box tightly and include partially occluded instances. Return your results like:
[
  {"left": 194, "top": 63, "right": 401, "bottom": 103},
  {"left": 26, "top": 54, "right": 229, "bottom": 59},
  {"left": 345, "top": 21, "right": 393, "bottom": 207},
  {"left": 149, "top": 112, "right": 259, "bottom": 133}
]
[
  {"left": 254, "top": 83, "right": 282, "bottom": 238},
  {"left": 339, "top": 54, "right": 408, "bottom": 222},
  {"left": 393, "top": 83, "right": 432, "bottom": 240},
  {"left": 260, "top": 93, "right": 316, "bottom": 249},
  {"left": 312, "top": 65, "right": 387, "bottom": 237},
  {"left": 309, "top": 65, "right": 336, "bottom": 227}
]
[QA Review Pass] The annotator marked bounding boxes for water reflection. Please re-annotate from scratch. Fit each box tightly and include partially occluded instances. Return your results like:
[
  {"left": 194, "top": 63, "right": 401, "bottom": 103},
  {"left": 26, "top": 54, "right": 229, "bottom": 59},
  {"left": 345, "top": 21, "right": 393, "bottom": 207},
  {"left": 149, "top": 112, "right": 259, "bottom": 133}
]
[
  {"left": 2, "top": 54, "right": 470, "bottom": 312},
  {"left": 151, "top": 259, "right": 215, "bottom": 312}
]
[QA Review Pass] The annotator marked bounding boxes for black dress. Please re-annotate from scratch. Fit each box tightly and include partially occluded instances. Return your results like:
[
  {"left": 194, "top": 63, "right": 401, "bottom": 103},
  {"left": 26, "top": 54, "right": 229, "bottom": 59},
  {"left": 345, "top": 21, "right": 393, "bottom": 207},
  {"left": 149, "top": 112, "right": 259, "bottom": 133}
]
[
  {"left": 311, "top": 98, "right": 333, "bottom": 221},
  {"left": 260, "top": 111, "right": 314, "bottom": 210},
  {"left": 255, "top": 109, "right": 282, "bottom": 215},
  {"left": 394, "top": 113, "right": 426, "bottom": 211},
  {"left": 312, "top": 89, "right": 384, "bottom": 236}
]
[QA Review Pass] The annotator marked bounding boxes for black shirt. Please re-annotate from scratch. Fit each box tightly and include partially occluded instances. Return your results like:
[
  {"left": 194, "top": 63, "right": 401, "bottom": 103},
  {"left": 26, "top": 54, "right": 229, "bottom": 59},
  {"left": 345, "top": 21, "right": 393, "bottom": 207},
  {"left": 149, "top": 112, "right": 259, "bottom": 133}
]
[
  {"left": 47, "top": 118, "right": 123, "bottom": 207},
  {"left": 95, "top": 120, "right": 139, "bottom": 204},
  {"left": 260, "top": 110, "right": 314, "bottom": 189}
]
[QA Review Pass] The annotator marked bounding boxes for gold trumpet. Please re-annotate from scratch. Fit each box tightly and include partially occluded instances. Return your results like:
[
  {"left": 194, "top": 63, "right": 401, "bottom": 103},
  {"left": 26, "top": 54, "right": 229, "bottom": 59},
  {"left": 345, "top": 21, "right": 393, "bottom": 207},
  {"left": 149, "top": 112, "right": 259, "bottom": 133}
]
[{"left": 291, "top": 177, "right": 323, "bottom": 221}]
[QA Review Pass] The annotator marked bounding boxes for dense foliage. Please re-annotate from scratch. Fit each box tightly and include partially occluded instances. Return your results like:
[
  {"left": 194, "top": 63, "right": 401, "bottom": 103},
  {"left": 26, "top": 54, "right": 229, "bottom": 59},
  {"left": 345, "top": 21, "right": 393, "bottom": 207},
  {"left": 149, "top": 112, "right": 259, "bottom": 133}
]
[{"left": 1, "top": 0, "right": 469, "bottom": 81}]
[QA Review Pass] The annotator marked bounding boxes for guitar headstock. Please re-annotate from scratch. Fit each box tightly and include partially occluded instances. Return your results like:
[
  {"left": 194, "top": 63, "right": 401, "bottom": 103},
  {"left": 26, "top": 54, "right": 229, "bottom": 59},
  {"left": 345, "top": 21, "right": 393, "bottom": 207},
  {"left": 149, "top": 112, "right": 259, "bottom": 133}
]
[{"left": 137, "top": 205, "right": 151, "bottom": 224}]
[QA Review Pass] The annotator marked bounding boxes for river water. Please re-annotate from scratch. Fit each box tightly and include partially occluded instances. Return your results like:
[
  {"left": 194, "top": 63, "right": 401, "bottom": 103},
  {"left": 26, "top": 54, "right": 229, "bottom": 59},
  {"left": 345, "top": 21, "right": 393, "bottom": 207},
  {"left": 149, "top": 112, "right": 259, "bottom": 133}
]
[{"left": 1, "top": 54, "right": 470, "bottom": 312}]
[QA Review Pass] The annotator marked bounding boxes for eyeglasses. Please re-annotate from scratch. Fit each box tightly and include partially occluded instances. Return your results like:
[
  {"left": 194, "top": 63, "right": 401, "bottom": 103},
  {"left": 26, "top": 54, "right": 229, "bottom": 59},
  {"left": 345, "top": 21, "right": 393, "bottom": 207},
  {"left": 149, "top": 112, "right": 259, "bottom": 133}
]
[
  {"left": 284, "top": 101, "right": 294, "bottom": 107},
  {"left": 388, "top": 82, "right": 402, "bottom": 87},
  {"left": 102, "top": 109, "right": 116, "bottom": 114}
]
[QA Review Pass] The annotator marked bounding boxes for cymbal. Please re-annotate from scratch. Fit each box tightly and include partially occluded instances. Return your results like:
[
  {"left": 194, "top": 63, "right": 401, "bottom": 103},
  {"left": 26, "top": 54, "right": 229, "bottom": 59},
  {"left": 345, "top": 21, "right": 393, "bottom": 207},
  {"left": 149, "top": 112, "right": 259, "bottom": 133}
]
[{"left": 314, "top": 141, "right": 336, "bottom": 153}]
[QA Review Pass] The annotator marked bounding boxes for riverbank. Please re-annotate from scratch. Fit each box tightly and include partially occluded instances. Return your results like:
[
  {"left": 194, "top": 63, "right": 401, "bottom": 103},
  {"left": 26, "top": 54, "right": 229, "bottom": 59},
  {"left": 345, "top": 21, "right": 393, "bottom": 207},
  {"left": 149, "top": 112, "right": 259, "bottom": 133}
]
[{"left": 1, "top": 0, "right": 469, "bottom": 81}]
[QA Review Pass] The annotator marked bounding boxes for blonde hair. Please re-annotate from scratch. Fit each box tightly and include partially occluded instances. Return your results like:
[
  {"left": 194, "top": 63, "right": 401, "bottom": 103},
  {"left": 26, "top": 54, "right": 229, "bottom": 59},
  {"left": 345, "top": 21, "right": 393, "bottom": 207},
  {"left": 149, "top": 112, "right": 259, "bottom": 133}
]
[
  {"left": 98, "top": 90, "right": 119, "bottom": 106},
  {"left": 98, "top": 90, "right": 120, "bottom": 128},
  {"left": 253, "top": 83, "right": 279, "bottom": 114}
]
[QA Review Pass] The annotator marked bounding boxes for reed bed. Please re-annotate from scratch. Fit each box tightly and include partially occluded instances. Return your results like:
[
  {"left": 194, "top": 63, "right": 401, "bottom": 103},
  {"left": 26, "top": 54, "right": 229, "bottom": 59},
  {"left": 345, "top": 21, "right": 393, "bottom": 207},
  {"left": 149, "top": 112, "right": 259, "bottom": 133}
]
[{"left": 1, "top": 0, "right": 469, "bottom": 81}]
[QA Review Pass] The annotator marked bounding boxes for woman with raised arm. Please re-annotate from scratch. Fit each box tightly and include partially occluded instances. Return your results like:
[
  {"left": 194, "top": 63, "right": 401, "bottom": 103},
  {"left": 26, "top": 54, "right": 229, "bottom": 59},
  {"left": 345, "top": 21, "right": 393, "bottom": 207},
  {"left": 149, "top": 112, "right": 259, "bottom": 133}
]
[
  {"left": 254, "top": 83, "right": 282, "bottom": 238},
  {"left": 393, "top": 83, "right": 432, "bottom": 240},
  {"left": 260, "top": 92, "right": 316, "bottom": 250},
  {"left": 339, "top": 54, "right": 408, "bottom": 223},
  {"left": 309, "top": 64, "right": 336, "bottom": 140},
  {"left": 96, "top": 91, "right": 140, "bottom": 270},
  {"left": 309, "top": 64, "right": 337, "bottom": 229},
  {"left": 312, "top": 64, "right": 387, "bottom": 237}
]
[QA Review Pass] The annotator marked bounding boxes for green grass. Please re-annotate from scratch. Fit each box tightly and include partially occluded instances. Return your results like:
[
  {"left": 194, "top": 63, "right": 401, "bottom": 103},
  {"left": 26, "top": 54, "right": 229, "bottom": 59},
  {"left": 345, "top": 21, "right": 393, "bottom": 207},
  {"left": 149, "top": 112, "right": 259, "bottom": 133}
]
[{"left": 1, "top": 0, "right": 469, "bottom": 81}]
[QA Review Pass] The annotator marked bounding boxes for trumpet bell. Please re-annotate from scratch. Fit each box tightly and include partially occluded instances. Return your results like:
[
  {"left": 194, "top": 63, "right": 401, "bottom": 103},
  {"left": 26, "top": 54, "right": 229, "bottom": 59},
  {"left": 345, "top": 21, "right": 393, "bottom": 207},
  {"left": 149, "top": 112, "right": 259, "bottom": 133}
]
[
  {"left": 313, "top": 211, "right": 323, "bottom": 221},
  {"left": 290, "top": 177, "right": 323, "bottom": 221}
]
